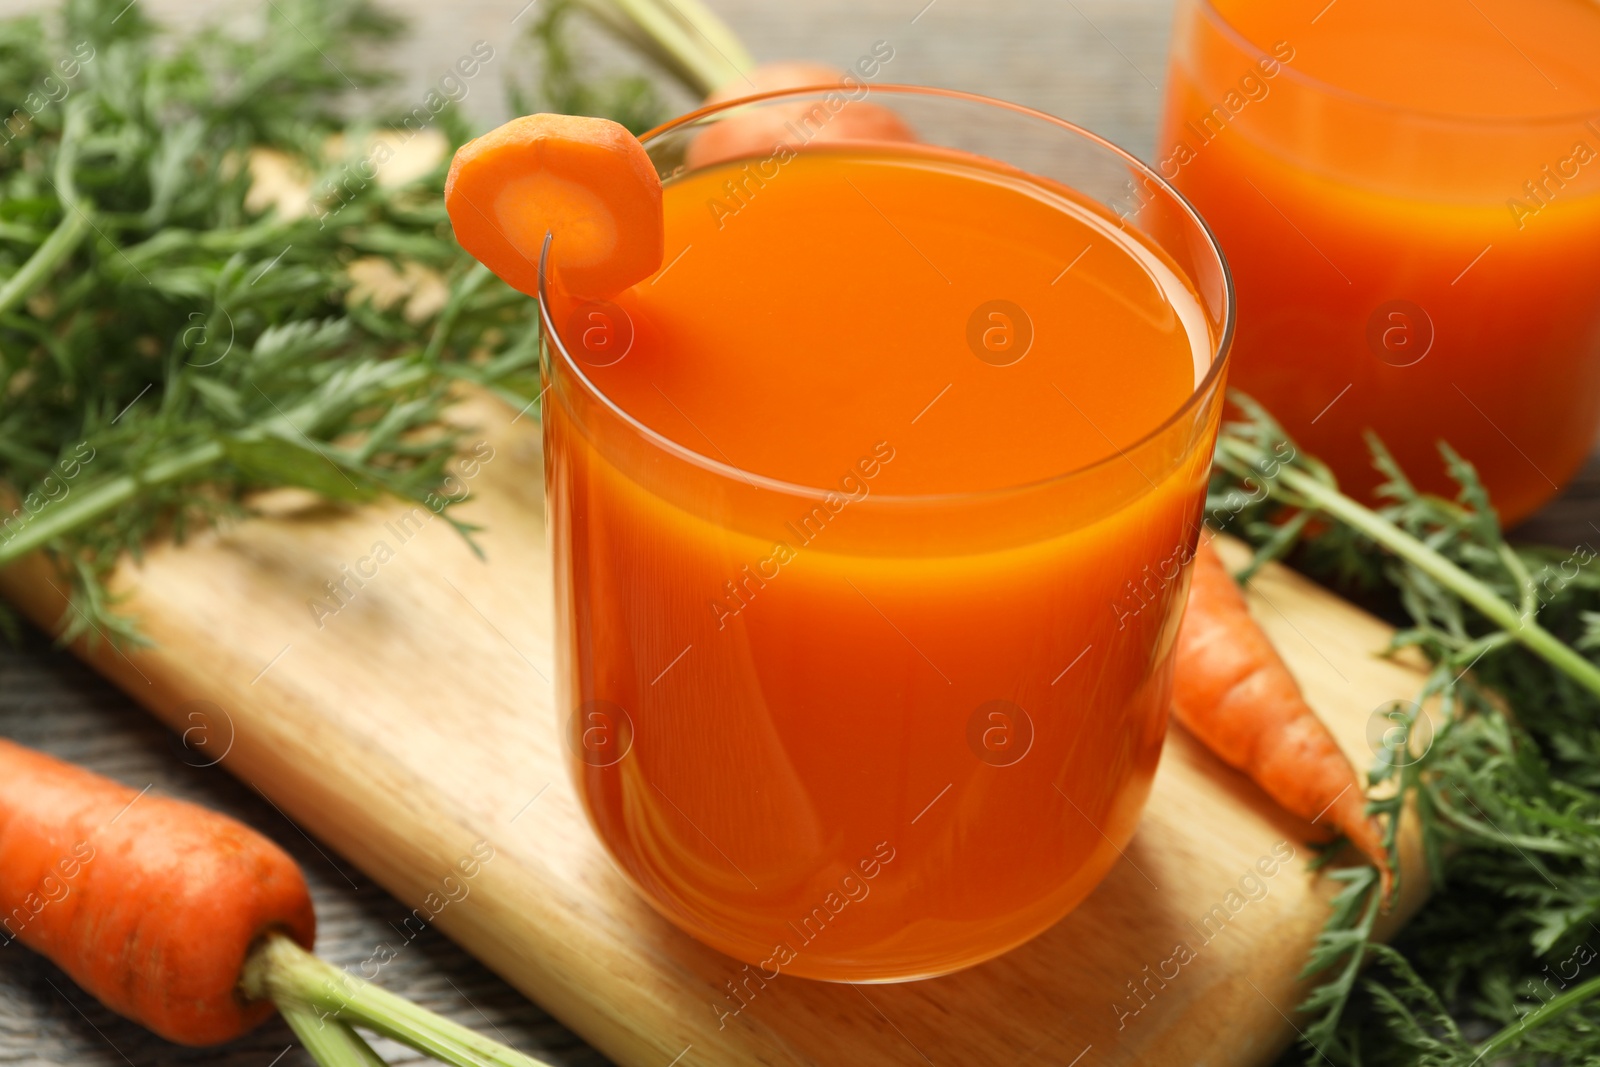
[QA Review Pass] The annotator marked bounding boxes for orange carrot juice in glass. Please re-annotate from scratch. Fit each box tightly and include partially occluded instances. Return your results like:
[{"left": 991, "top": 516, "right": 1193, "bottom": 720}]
[
  {"left": 541, "top": 88, "right": 1232, "bottom": 981},
  {"left": 1161, "top": 0, "right": 1600, "bottom": 525}
]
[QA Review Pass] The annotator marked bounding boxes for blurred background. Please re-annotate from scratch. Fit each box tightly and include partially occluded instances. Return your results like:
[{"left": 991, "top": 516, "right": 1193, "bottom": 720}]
[{"left": 0, "top": 0, "right": 1180, "bottom": 155}]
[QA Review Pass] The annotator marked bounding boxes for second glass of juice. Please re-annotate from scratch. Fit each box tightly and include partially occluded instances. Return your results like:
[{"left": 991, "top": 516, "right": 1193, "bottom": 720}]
[
  {"left": 1161, "top": 0, "right": 1600, "bottom": 525},
  {"left": 542, "top": 87, "right": 1232, "bottom": 982}
]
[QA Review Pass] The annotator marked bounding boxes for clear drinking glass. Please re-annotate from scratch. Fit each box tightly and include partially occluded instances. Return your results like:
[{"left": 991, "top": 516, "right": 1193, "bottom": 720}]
[
  {"left": 540, "top": 86, "right": 1234, "bottom": 982},
  {"left": 1161, "top": 0, "right": 1600, "bottom": 525}
]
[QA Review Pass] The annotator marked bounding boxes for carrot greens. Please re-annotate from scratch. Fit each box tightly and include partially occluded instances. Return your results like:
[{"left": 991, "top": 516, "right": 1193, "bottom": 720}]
[
  {"left": 1213, "top": 397, "right": 1600, "bottom": 1065},
  {"left": 0, "top": 0, "right": 542, "bottom": 644}
]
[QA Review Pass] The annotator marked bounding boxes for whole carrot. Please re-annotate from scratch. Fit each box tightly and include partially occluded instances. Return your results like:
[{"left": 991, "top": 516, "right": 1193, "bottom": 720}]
[
  {"left": 0, "top": 738, "right": 316, "bottom": 1046},
  {"left": 0, "top": 738, "right": 551, "bottom": 1066},
  {"left": 1172, "top": 540, "right": 1391, "bottom": 884}
]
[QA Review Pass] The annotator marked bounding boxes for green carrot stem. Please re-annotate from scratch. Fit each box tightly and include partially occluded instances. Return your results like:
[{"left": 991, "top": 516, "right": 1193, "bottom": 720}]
[
  {"left": 1474, "top": 973, "right": 1600, "bottom": 1060},
  {"left": 0, "top": 103, "right": 93, "bottom": 318},
  {"left": 1497, "top": 541, "right": 1538, "bottom": 622},
  {"left": 423, "top": 263, "right": 493, "bottom": 365},
  {"left": 617, "top": 0, "right": 730, "bottom": 92},
  {"left": 0, "top": 442, "right": 225, "bottom": 568},
  {"left": 580, "top": 0, "right": 740, "bottom": 95},
  {"left": 244, "top": 934, "right": 556, "bottom": 1067},
  {"left": 0, "top": 209, "right": 92, "bottom": 317},
  {"left": 1216, "top": 436, "right": 1600, "bottom": 701},
  {"left": 277, "top": 999, "right": 389, "bottom": 1067},
  {"left": 570, "top": 0, "right": 690, "bottom": 88},
  {"left": 646, "top": 0, "right": 755, "bottom": 79}
]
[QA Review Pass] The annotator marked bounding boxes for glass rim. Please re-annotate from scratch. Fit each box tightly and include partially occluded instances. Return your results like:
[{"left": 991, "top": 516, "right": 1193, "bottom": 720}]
[
  {"left": 538, "top": 84, "right": 1236, "bottom": 506},
  {"left": 1191, "top": 0, "right": 1600, "bottom": 128}
]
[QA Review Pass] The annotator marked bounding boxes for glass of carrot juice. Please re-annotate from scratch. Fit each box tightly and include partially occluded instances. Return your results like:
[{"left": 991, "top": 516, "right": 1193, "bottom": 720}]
[
  {"left": 1161, "top": 0, "right": 1600, "bottom": 525},
  {"left": 540, "top": 86, "right": 1233, "bottom": 982}
]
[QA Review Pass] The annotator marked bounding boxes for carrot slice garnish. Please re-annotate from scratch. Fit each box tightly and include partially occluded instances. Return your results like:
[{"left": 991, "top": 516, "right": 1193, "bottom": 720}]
[{"left": 445, "top": 114, "right": 663, "bottom": 299}]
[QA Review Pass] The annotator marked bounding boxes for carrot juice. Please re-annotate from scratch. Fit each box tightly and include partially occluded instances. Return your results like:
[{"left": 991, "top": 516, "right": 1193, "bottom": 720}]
[
  {"left": 541, "top": 90, "right": 1232, "bottom": 983},
  {"left": 1161, "top": 0, "right": 1600, "bottom": 525}
]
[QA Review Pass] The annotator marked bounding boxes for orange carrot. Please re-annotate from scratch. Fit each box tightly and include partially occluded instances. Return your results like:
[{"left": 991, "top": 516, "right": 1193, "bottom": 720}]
[
  {"left": 1173, "top": 540, "right": 1391, "bottom": 885},
  {"left": 445, "top": 114, "right": 662, "bottom": 299},
  {"left": 0, "top": 738, "right": 315, "bottom": 1046},
  {"left": 704, "top": 60, "right": 855, "bottom": 105},
  {"left": 687, "top": 60, "right": 917, "bottom": 169}
]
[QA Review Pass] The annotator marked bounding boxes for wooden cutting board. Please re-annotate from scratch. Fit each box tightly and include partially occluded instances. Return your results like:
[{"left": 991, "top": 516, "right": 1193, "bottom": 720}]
[{"left": 0, "top": 390, "right": 1429, "bottom": 1067}]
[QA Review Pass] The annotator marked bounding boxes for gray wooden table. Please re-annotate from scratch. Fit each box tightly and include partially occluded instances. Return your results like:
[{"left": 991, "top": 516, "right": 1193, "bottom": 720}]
[{"left": 1, "top": 0, "right": 1597, "bottom": 1064}]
